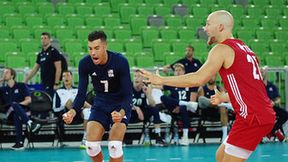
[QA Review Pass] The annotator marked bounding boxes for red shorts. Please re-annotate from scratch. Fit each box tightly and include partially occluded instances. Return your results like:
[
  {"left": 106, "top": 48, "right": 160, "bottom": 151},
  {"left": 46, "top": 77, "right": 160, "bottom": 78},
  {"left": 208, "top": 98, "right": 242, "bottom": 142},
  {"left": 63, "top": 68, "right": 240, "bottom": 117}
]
[{"left": 227, "top": 118, "right": 274, "bottom": 151}]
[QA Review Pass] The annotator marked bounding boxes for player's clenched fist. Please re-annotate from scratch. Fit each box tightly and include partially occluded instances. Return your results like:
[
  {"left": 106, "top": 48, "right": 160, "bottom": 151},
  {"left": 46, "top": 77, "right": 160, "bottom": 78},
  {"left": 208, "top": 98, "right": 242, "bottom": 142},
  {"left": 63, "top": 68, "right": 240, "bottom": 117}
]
[
  {"left": 63, "top": 109, "right": 76, "bottom": 124},
  {"left": 111, "top": 109, "right": 125, "bottom": 123}
]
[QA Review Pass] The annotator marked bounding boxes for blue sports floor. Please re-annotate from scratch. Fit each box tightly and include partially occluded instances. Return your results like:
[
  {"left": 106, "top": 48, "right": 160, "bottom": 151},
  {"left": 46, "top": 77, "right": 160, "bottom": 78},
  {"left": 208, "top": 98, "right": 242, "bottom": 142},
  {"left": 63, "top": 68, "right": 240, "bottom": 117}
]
[{"left": 0, "top": 143, "right": 287, "bottom": 162}]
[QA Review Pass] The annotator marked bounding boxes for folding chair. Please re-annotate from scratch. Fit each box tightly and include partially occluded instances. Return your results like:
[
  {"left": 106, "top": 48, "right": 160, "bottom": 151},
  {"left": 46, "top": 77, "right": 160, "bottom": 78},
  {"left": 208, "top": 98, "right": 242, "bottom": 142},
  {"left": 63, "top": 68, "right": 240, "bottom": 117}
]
[{"left": 29, "top": 90, "right": 59, "bottom": 147}]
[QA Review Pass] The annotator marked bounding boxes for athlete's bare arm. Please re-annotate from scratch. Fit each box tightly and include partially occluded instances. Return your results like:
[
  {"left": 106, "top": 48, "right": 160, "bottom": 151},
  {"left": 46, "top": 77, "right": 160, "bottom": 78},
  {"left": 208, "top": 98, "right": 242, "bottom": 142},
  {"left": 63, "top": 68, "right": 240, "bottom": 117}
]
[
  {"left": 141, "top": 44, "right": 234, "bottom": 88},
  {"left": 24, "top": 64, "right": 40, "bottom": 83}
]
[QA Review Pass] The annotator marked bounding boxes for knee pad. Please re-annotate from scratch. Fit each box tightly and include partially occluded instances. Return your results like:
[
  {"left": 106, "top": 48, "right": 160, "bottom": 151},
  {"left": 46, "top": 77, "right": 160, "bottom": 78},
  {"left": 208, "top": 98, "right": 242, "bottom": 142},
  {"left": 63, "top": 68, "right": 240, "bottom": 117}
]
[
  {"left": 82, "top": 108, "right": 91, "bottom": 120},
  {"left": 108, "top": 141, "right": 123, "bottom": 158},
  {"left": 86, "top": 141, "right": 101, "bottom": 157}
]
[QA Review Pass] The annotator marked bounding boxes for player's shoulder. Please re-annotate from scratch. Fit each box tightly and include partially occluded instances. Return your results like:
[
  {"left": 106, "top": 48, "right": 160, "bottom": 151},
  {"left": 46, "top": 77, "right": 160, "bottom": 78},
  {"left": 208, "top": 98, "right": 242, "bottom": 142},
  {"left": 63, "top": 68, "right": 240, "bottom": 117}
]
[
  {"left": 193, "top": 57, "right": 202, "bottom": 63},
  {"left": 177, "top": 57, "right": 187, "bottom": 62},
  {"left": 108, "top": 50, "right": 129, "bottom": 66},
  {"left": 109, "top": 50, "right": 127, "bottom": 60},
  {"left": 79, "top": 55, "right": 92, "bottom": 65},
  {"left": 210, "top": 42, "right": 234, "bottom": 56},
  {"left": 267, "top": 81, "right": 276, "bottom": 87},
  {"left": 50, "top": 45, "right": 58, "bottom": 50},
  {"left": 56, "top": 87, "right": 70, "bottom": 95},
  {"left": 16, "top": 82, "right": 27, "bottom": 87}
]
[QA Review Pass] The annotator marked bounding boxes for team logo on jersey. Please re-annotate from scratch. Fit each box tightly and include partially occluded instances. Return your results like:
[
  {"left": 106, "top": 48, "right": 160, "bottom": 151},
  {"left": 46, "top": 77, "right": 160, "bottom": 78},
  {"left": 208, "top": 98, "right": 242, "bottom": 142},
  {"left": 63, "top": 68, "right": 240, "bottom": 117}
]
[
  {"left": 108, "top": 69, "right": 114, "bottom": 77},
  {"left": 14, "top": 89, "right": 19, "bottom": 94},
  {"left": 269, "top": 87, "right": 273, "bottom": 92},
  {"left": 40, "top": 57, "right": 46, "bottom": 62},
  {"left": 141, "top": 93, "right": 145, "bottom": 98},
  {"left": 194, "top": 63, "right": 198, "bottom": 67},
  {"left": 91, "top": 72, "right": 97, "bottom": 76},
  {"left": 185, "top": 87, "right": 189, "bottom": 91}
]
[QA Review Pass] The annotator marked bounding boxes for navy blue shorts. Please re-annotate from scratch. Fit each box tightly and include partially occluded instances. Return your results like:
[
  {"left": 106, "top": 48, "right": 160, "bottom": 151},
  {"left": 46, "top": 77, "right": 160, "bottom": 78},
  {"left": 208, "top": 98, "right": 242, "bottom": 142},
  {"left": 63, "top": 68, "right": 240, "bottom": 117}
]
[{"left": 88, "top": 105, "right": 131, "bottom": 131}]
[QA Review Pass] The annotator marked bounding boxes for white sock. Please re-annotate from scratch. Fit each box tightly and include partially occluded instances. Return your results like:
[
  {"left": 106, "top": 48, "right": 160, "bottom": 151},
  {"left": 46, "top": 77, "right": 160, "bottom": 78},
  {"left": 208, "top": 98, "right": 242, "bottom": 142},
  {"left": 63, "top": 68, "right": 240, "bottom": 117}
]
[
  {"left": 183, "top": 128, "right": 189, "bottom": 138},
  {"left": 179, "top": 100, "right": 188, "bottom": 106},
  {"left": 222, "top": 126, "right": 227, "bottom": 141},
  {"left": 82, "top": 131, "right": 87, "bottom": 140}
]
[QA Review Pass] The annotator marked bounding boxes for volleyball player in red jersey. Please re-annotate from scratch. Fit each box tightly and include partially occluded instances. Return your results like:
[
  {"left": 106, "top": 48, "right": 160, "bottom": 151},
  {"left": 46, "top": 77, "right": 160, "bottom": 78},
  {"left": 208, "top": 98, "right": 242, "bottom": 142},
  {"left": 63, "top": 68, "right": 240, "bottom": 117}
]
[{"left": 140, "top": 10, "right": 275, "bottom": 162}]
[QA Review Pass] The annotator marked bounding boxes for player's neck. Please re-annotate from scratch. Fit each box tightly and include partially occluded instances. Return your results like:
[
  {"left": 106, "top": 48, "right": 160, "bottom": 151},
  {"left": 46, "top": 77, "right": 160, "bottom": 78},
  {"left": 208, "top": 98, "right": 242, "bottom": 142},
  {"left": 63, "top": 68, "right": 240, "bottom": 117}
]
[
  {"left": 64, "top": 84, "right": 72, "bottom": 89},
  {"left": 133, "top": 84, "right": 142, "bottom": 91},
  {"left": 43, "top": 43, "right": 51, "bottom": 51},
  {"left": 7, "top": 79, "right": 15, "bottom": 88},
  {"left": 186, "top": 56, "right": 193, "bottom": 61},
  {"left": 102, "top": 51, "right": 108, "bottom": 65},
  {"left": 217, "top": 33, "right": 233, "bottom": 43}
]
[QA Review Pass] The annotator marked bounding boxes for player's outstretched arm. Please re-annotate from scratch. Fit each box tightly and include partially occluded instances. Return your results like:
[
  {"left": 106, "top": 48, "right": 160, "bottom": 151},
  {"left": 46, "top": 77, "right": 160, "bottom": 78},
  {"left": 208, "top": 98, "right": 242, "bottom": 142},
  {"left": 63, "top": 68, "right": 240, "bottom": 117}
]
[{"left": 140, "top": 44, "right": 231, "bottom": 88}]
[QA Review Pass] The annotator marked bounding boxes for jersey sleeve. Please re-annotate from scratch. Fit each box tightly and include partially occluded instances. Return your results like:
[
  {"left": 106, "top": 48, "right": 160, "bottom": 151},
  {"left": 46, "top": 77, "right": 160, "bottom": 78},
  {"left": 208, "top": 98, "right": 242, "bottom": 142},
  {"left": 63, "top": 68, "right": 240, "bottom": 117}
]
[
  {"left": 52, "top": 49, "right": 62, "bottom": 63},
  {"left": 52, "top": 90, "right": 64, "bottom": 112},
  {"left": 119, "top": 57, "right": 133, "bottom": 113},
  {"left": 22, "top": 83, "right": 31, "bottom": 97},
  {"left": 36, "top": 53, "right": 41, "bottom": 64},
  {"left": 73, "top": 59, "right": 89, "bottom": 113}
]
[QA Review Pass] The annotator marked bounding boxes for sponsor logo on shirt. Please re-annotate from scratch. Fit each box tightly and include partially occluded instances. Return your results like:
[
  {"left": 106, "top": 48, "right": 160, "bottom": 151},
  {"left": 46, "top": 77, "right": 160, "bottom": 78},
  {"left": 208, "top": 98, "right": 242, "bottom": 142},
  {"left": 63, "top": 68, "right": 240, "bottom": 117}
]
[{"left": 40, "top": 57, "right": 46, "bottom": 62}]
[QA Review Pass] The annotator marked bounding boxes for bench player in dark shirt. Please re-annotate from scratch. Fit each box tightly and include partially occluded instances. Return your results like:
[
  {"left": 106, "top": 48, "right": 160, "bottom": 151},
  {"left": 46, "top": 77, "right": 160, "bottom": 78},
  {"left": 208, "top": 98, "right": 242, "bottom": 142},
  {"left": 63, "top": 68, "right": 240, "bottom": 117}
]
[
  {"left": 262, "top": 69, "right": 288, "bottom": 142},
  {"left": 0, "top": 67, "right": 40, "bottom": 150},
  {"left": 131, "top": 69, "right": 167, "bottom": 146}
]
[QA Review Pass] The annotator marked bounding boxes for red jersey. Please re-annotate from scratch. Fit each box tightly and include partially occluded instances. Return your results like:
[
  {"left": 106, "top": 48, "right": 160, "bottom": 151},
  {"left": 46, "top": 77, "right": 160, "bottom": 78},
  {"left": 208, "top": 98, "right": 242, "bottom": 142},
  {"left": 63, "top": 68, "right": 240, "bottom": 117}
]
[{"left": 219, "top": 39, "right": 275, "bottom": 125}]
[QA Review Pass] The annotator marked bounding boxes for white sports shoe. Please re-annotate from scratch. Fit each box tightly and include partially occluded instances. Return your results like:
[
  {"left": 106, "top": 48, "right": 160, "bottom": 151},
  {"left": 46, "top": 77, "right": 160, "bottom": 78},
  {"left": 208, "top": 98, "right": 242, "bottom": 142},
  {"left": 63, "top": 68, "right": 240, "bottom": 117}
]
[
  {"left": 186, "top": 102, "right": 198, "bottom": 113},
  {"left": 179, "top": 137, "right": 189, "bottom": 146}
]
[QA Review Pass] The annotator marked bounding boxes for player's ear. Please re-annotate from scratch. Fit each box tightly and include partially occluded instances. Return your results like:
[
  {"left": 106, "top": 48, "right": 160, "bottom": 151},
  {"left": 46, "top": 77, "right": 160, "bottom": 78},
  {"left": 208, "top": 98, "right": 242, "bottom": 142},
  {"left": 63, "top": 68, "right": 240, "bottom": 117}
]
[
  {"left": 103, "top": 41, "right": 108, "bottom": 50},
  {"left": 219, "top": 24, "right": 224, "bottom": 32}
]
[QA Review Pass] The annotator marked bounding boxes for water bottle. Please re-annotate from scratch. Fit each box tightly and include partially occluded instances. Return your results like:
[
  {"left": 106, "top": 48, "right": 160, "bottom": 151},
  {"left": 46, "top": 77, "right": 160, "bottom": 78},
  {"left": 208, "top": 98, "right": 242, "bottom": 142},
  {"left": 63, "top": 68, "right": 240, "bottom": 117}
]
[
  {"left": 164, "top": 127, "right": 170, "bottom": 144},
  {"left": 143, "top": 128, "right": 150, "bottom": 146},
  {"left": 173, "top": 127, "right": 179, "bottom": 145}
]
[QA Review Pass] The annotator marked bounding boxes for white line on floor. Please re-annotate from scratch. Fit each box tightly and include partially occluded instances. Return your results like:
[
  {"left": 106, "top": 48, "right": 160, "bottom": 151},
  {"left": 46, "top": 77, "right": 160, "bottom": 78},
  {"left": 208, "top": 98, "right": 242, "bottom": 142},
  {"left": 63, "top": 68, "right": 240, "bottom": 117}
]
[
  {"left": 145, "top": 158, "right": 157, "bottom": 161},
  {"left": 260, "top": 155, "right": 271, "bottom": 157},
  {"left": 192, "top": 157, "right": 204, "bottom": 159}
]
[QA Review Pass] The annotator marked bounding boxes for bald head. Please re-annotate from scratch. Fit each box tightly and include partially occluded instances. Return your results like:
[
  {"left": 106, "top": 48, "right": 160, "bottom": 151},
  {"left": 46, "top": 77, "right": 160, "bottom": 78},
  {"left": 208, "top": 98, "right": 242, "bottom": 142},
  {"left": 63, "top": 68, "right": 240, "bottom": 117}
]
[
  {"left": 208, "top": 10, "right": 234, "bottom": 32},
  {"left": 205, "top": 10, "right": 234, "bottom": 44}
]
